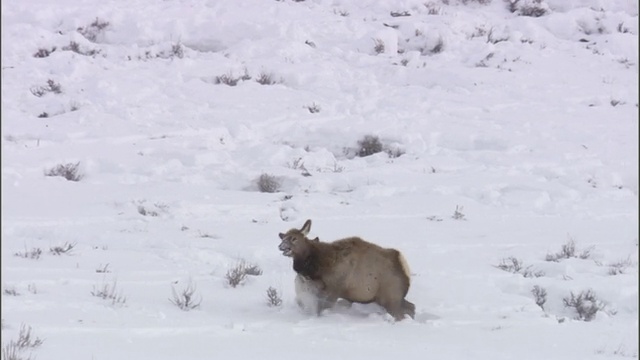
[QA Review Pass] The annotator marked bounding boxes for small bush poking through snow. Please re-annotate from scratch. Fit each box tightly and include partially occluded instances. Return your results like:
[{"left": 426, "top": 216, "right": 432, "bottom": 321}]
[
  {"left": 256, "top": 72, "right": 278, "bottom": 85},
  {"left": 266, "top": 287, "right": 283, "bottom": 307},
  {"left": 225, "top": 267, "right": 247, "bottom": 288},
  {"left": 496, "top": 257, "right": 524, "bottom": 273},
  {"left": 2, "top": 324, "right": 44, "bottom": 360},
  {"left": 14, "top": 247, "right": 42, "bottom": 260},
  {"left": 137, "top": 205, "right": 159, "bottom": 217},
  {"left": 390, "top": 11, "right": 411, "bottom": 17},
  {"left": 225, "top": 260, "right": 263, "bottom": 288},
  {"left": 30, "top": 79, "right": 62, "bottom": 97},
  {"left": 386, "top": 146, "right": 406, "bottom": 159},
  {"left": 169, "top": 281, "right": 201, "bottom": 311},
  {"left": 531, "top": 285, "right": 547, "bottom": 310},
  {"left": 49, "top": 242, "right": 76, "bottom": 255},
  {"left": 91, "top": 279, "right": 127, "bottom": 305},
  {"left": 430, "top": 38, "right": 444, "bottom": 54},
  {"left": 545, "top": 238, "right": 593, "bottom": 262},
  {"left": 506, "top": 0, "right": 548, "bottom": 17},
  {"left": 45, "top": 162, "right": 83, "bottom": 181},
  {"left": 27, "top": 284, "right": 37, "bottom": 295},
  {"left": 14, "top": 325, "right": 44, "bottom": 349},
  {"left": 357, "top": 135, "right": 384, "bottom": 157},
  {"left": 77, "top": 17, "right": 110, "bottom": 42},
  {"left": 306, "top": 102, "right": 321, "bottom": 113},
  {"left": 522, "top": 267, "right": 545, "bottom": 278},
  {"left": 1, "top": 342, "right": 22, "bottom": 360},
  {"left": 452, "top": 205, "right": 466, "bottom": 220},
  {"left": 95, "top": 263, "right": 111, "bottom": 273},
  {"left": 608, "top": 257, "right": 634, "bottom": 275},
  {"left": 170, "top": 43, "right": 184, "bottom": 59},
  {"left": 256, "top": 173, "right": 281, "bottom": 193},
  {"left": 33, "top": 47, "right": 56, "bottom": 58},
  {"left": 373, "top": 38, "right": 385, "bottom": 54},
  {"left": 4, "top": 287, "right": 20, "bottom": 296},
  {"left": 214, "top": 72, "right": 240, "bottom": 86},
  {"left": 495, "top": 257, "right": 544, "bottom": 278},
  {"left": 562, "top": 290, "right": 605, "bottom": 321},
  {"left": 61, "top": 41, "right": 99, "bottom": 56}
]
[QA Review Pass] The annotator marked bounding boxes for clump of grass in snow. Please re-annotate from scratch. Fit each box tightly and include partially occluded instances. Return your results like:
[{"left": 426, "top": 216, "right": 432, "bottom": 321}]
[
  {"left": 91, "top": 279, "right": 127, "bottom": 305},
  {"left": 169, "top": 281, "right": 201, "bottom": 311},
  {"left": 451, "top": 205, "right": 467, "bottom": 220},
  {"left": 2, "top": 323, "right": 44, "bottom": 360},
  {"left": 14, "top": 247, "right": 42, "bottom": 260},
  {"left": 305, "top": 102, "right": 321, "bottom": 113}
]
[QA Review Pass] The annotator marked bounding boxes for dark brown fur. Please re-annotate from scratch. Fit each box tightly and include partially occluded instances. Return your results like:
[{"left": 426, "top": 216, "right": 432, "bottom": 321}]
[{"left": 279, "top": 220, "right": 415, "bottom": 320}]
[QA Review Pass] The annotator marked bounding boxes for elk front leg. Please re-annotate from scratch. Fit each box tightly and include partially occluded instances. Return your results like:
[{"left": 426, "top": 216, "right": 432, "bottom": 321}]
[{"left": 316, "top": 290, "right": 338, "bottom": 316}]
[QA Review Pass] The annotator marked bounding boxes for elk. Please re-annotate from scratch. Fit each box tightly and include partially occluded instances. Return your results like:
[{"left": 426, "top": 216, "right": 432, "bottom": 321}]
[{"left": 278, "top": 219, "right": 415, "bottom": 320}]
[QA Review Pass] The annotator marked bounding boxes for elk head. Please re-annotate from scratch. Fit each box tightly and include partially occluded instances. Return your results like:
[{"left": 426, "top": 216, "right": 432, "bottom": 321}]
[{"left": 278, "top": 219, "right": 317, "bottom": 257}]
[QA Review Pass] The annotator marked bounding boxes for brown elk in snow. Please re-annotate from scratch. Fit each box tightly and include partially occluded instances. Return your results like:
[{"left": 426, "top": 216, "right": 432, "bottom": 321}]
[{"left": 278, "top": 219, "right": 415, "bottom": 321}]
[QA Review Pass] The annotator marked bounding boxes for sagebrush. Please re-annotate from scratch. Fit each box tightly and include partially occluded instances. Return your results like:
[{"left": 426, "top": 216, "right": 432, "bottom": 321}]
[
  {"left": 545, "top": 238, "right": 593, "bottom": 262},
  {"left": 531, "top": 285, "right": 547, "bottom": 310},
  {"left": 49, "top": 242, "right": 76, "bottom": 255},
  {"left": 45, "top": 162, "right": 83, "bottom": 181},
  {"left": 562, "top": 289, "right": 605, "bottom": 321},
  {"left": 225, "top": 260, "right": 262, "bottom": 288},
  {"left": 256, "top": 173, "right": 281, "bottom": 193},
  {"left": 266, "top": 286, "right": 283, "bottom": 307}
]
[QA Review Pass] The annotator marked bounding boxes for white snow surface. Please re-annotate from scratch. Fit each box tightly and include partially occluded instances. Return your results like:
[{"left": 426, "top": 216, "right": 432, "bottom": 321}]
[{"left": 1, "top": 0, "right": 638, "bottom": 359}]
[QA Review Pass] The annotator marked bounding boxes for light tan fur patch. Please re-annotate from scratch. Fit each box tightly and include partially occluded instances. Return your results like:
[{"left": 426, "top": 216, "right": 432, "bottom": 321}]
[{"left": 398, "top": 252, "right": 411, "bottom": 284}]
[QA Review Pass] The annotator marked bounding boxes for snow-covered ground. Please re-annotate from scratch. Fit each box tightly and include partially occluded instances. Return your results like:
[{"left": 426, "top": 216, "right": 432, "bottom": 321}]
[{"left": 1, "top": 0, "right": 638, "bottom": 359}]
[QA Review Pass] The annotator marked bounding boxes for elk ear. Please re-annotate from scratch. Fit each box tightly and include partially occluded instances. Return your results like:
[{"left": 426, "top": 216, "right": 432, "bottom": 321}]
[
  {"left": 300, "top": 219, "right": 312, "bottom": 235},
  {"left": 311, "top": 237, "right": 319, "bottom": 242},
  {"left": 278, "top": 233, "right": 285, "bottom": 240}
]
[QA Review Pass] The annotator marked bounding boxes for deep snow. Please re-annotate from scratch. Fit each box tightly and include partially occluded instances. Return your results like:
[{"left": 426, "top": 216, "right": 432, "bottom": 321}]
[{"left": 1, "top": 0, "right": 638, "bottom": 359}]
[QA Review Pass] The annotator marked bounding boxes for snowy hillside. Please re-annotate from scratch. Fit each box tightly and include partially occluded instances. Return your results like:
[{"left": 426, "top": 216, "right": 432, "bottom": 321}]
[{"left": 1, "top": 0, "right": 638, "bottom": 359}]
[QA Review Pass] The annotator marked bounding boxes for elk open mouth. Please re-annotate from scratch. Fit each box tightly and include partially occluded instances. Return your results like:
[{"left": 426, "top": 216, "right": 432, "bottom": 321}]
[{"left": 278, "top": 241, "right": 293, "bottom": 257}]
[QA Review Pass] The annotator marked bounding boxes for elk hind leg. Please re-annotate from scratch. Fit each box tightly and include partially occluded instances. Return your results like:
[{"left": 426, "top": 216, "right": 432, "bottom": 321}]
[
  {"left": 379, "top": 298, "right": 406, "bottom": 321},
  {"left": 402, "top": 299, "right": 416, "bottom": 319}
]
